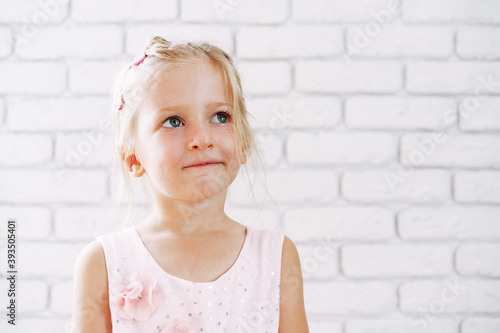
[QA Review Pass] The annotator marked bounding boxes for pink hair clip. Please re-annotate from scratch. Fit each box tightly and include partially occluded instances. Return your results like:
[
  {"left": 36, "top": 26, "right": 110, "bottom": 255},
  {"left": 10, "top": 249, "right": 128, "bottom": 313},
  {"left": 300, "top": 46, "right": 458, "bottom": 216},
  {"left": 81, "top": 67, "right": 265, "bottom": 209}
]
[
  {"left": 132, "top": 52, "right": 147, "bottom": 66},
  {"left": 118, "top": 95, "right": 125, "bottom": 110},
  {"left": 169, "top": 39, "right": 189, "bottom": 46}
]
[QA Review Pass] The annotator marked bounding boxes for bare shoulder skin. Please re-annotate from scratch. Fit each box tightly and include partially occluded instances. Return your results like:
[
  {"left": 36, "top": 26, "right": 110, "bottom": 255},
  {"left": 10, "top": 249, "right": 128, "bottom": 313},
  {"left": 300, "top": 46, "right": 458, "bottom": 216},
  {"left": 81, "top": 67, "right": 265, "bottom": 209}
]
[
  {"left": 70, "top": 239, "right": 112, "bottom": 333},
  {"left": 279, "top": 236, "right": 310, "bottom": 332}
]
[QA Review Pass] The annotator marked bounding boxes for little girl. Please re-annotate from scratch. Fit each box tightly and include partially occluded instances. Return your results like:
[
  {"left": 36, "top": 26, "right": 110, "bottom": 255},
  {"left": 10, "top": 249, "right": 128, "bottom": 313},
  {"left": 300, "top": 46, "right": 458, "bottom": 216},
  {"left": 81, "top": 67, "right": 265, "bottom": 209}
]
[{"left": 71, "top": 36, "right": 309, "bottom": 333}]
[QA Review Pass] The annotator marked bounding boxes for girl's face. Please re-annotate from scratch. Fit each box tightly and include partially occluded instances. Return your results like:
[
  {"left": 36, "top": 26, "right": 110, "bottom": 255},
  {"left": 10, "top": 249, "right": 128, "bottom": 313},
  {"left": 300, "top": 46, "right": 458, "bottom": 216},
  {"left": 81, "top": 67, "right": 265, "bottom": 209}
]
[{"left": 132, "top": 60, "right": 244, "bottom": 202}]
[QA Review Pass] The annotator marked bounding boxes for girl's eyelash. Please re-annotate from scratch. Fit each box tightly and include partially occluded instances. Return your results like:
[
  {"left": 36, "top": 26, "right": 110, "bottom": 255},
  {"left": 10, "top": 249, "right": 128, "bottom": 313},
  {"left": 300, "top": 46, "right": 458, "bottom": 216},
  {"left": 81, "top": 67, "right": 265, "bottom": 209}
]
[
  {"left": 217, "top": 110, "right": 232, "bottom": 121},
  {"left": 163, "top": 110, "right": 232, "bottom": 125}
]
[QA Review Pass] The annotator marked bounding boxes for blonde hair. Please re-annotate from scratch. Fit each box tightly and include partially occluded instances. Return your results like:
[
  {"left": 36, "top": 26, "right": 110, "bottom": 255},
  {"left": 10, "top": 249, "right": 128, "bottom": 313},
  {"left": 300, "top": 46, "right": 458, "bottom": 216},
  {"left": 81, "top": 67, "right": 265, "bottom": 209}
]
[{"left": 108, "top": 36, "right": 274, "bottom": 230}]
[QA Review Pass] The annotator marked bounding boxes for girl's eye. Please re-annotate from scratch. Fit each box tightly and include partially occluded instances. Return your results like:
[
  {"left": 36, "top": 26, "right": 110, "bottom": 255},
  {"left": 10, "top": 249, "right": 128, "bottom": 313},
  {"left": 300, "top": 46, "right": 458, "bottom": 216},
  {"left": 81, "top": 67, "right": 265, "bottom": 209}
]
[
  {"left": 162, "top": 111, "right": 231, "bottom": 128},
  {"left": 212, "top": 111, "right": 231, "bottom": 124},
  {"left": 162, "top": 117, "right": 183, "bottom": 128}
]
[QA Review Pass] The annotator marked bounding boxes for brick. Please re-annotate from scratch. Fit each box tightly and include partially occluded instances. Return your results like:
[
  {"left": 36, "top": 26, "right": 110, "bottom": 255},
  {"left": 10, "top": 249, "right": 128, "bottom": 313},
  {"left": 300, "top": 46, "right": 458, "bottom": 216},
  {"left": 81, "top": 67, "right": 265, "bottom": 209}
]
[
  {"left": 0, "top": 26, "right": 12, "bottom": 57},
  {"left": 0, "top": 169, "right": 107, "bottom": 203},
  {"left": 0, "top": 318, "right": 69, "bottom": 333},
  {"left": 51, "top": 281, "right": 72, "bottom": 314},
  {"left": 182, "top": 0, "right": 287, "bottom": 23},
  {"left": 455, "top": 171, "right": 500, "bottom": 203},
  {"left": 296, "top": 61, "right": 402, "bottom": 93},
  {"left": 54, "top": 205, "right": 151, "bottom": 240},
  {"left": 0, "top": 133, "right": 52, "bottom": 165},
  {"left": 398, "top": 207, "right": 500, "bottom": 240},
  {"left": 457, "top": 26, "right": 500, "bottom": 60},
  {"left": 253, "top": 130, "right": 283, "bottom": 166},
  {"left": 100, "top": 204, "right": 151, "bottom": 230},
  {"left": 72, "top": 0, "right": 177, "bottom": 22},
  {"left": 21, "top": 241, "right": 87, "bottom": 277},
  {"left": 345, "top": 96, "right": 456, "bottom": 130},
  {"left": 406, "top": 62, "right": 500, "bottom": 94},
  {"left": 293, "top": 0, "right": 400, "bottom": 22},
  {"left": 462, "top": 317, "right": 500, "bottom": 333},
  {"left": 0, "top": 98, "right": 4, "bottom": 127},
  {"left": 55, "top": 132, "right": 114, "bottom": 167},
  {"left": 283, "top": 207, "right": 394, "bottom": 242},
  {"left": 342, "top": 244, "right": 452, "bottom": 277},
  {"left": 237, "top": 26, "right": 342, "bottom": 59},
  {"left": 0, "top": 205, "right": 51, "bottom": 240},
  {"left": 459, "top": 96, "right": 500, "bottom": 131},
  {"left": 287, "top": 132, "right": 396, "bottom": 165},
  {"left": 346, "top": 318, "right": 457, "bottom": 333},
  {"left": 16, "top": 25, "right": 122, "bottom": 60},
  {"left": 309, "top": 322, "right": 341, "bottom": 333},
  {"left": 229, "top": 170, "right": 338, "bottom": 205},
  {"left": 18, "top": 280, "right": 48, "bottom": 312},
  {"left": 304, "top": 281, "right": 395, "bottom": 315},
  {"left": 403, "top": 0, "right": 500, "bottom": 23},
  {"left": 237, "top": 61, "right": 291, "bottom": 95},
  {"left": 246, "top": 96, "right": 341, "bottom": 129},
  {"left": 401, "top": 133, "right": 500, "bottom": 168},
  {"left": 297, "top": 244, "right": 338, "bottom": 280},
  {"left": 69, "top": 60, "right": 127, "bottom": 94},
  {"left": 0, "top": 0, "right": 68, "bottom": 23},
  {"left": 126, "top": 24, "right": 233, "bottom": 55},
  {"left": 400, "top": 278, "right": 500, "bottom": 314},
  {"left": 346, "top": 25, "right": 452, "bottom": 59},
  {"left": 7, "top": 97, "right": 113, "bottom": 131},
  {"left": 0, "top": 61, "right": 66, "bottom": 94},
  {"left": 342, "top": 170, "right": 451, "bottom": 203},
  {"left": 223, "top": 207, "right": 280, "bottom": 231},
  {"left": 456, "top": 244, "right": 500, "bottom": 277},
  {"left": 109, "top": 170, "right": 153, "bottom": 205}
]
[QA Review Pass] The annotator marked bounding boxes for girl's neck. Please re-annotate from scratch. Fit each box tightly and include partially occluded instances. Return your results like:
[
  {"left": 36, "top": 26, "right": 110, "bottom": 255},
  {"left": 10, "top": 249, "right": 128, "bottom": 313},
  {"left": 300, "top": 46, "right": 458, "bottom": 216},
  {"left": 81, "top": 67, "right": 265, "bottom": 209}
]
[{"left": 143, "top": 199, "right": 232, "bottom": 236}]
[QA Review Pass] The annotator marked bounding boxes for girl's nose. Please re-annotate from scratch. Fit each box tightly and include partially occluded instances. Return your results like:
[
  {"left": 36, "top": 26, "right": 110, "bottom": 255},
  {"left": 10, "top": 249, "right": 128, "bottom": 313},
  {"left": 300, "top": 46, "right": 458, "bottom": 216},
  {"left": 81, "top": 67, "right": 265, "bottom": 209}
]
[{"left": 188, "top": 121, "right": 213, "bottom": 150}]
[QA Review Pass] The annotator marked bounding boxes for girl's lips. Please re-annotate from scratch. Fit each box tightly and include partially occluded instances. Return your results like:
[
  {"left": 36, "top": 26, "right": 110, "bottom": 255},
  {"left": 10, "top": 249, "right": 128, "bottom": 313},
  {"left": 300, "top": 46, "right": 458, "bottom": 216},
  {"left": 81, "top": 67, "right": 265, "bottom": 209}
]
[{"left": 186, "top": 162, "right": 220, "bottom": 168}]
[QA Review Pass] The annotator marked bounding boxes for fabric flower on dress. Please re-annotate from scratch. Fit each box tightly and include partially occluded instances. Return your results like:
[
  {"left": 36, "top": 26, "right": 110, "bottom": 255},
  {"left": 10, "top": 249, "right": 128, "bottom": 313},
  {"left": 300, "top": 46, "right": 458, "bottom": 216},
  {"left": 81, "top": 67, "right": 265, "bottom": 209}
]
[
  {"left": 163, "top": 317, "right": 197, "bottom": 333},
  {"left": 110, "top": 271, "right": 160, "bottom": 323}
]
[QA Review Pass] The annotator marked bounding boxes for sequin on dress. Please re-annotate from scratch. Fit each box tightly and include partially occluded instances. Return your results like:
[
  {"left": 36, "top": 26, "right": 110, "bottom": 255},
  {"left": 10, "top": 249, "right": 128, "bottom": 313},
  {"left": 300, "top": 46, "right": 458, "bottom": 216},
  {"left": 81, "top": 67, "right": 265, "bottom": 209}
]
[{"left": 96, "top": 225, "right": 286, "bottom": 333}]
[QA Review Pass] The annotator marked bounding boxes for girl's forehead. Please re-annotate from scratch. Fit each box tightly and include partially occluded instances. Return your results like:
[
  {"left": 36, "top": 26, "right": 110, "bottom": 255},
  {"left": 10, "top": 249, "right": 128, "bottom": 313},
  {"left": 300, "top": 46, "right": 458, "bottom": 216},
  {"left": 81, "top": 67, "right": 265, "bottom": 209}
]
[
  {"left": 158, "top": 60, "right": 218, "bottom": 80},
  {"left": 148, "top": 63, "right": 230, "bottom": 105}
]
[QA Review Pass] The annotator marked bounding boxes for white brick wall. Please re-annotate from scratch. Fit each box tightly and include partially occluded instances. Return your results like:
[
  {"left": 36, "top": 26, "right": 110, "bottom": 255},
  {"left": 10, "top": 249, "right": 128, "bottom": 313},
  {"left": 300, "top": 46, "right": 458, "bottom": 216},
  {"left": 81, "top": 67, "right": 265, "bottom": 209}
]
[
  {"left": 0, "top": 0, "right": 499, "bottom": 331},
  {"left": 16, "top": 25, "right": 123, "bottom": 60},
  {"left": 0, "top": 62, "right": 66, "bottom": 94},
  {"left": 406, "top": 62, "right": 500, "bottom": 94},
  {"left": 345, "top": 96, "right": 456, "bottom": 129},
  {"left": 346, "top": 318, "right": 458, "bottom": 333},
  {"left": 456, "top": 244, "right": 500, "bottom": 277},
  {"left": 182, "top": 0, "right": 287, "bottom": 23},
  {"left": 455, "top": 171, "right": 500, "bottom": 203},
  {"left": 402, "top": 0, "right": 500, "bottom": 23},
  {"left": 8, "top": 97, "right": 113, "bottom": 131},
  {"left": 346, "top": 24, "right": 453, "bottom": 59},
  {"left": 400, "top": 279, "right": 500, "bottom": 313},
  {"left": 296, "top": 60, "right": 403, "bottom": 93},
  {"left": 237, "top": 26, "right": 343, "bottom": 58},
  {"left": 304, "top": 281, "right": 396, "bottom": 315},
  {"left": 457, "top": 26, "right": 500, "bottom": 60},
  {"left": 341, "top": 244, "right": 453, "bottom": 277}
]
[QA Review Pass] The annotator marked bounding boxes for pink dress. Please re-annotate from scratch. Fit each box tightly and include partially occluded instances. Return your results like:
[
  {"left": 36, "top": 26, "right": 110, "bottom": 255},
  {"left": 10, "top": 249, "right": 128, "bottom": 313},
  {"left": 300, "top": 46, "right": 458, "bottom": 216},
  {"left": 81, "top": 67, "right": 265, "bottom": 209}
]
[{"left": 96, "top": 225, "right": 286, "bottom": 333}]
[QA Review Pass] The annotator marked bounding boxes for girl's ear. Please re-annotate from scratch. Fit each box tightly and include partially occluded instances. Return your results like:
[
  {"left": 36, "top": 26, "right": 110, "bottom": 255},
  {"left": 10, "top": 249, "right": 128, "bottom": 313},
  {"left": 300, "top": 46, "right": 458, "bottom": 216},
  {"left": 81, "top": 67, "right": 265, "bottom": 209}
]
[{"left": 122, "top": 150, "right": 146, "bottom": 177}]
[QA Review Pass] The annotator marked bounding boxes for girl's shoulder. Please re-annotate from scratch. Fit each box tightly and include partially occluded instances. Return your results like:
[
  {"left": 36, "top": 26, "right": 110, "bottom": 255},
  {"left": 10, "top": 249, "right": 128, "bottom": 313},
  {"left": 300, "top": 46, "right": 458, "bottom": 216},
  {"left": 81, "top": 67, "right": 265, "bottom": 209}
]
[
  {"left": 95, "top": 226, "right": 137, "bottom": 249},
  {"left": 96, "top": 226, "right": 136, "bottom": 240},
  {"left": 95, "top": 226, "right": 140, "bottom": 264},
  {"left": 72, "top": 239, "right": 111, "bottom": 330},
  {"left": 244, "top": 226, "right": 287, "bottom": 262},
  {"left": 247, "top": 225, "right": 286, "bottom": 243}
]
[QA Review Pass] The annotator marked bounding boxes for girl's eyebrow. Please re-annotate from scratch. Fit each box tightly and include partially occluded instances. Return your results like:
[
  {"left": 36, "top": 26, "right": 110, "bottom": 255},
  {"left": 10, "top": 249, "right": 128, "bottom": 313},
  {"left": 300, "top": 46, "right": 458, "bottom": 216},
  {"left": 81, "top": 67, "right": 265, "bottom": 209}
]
[{"left": 156, "top": 102, "right": 232, "bottom": 113}]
